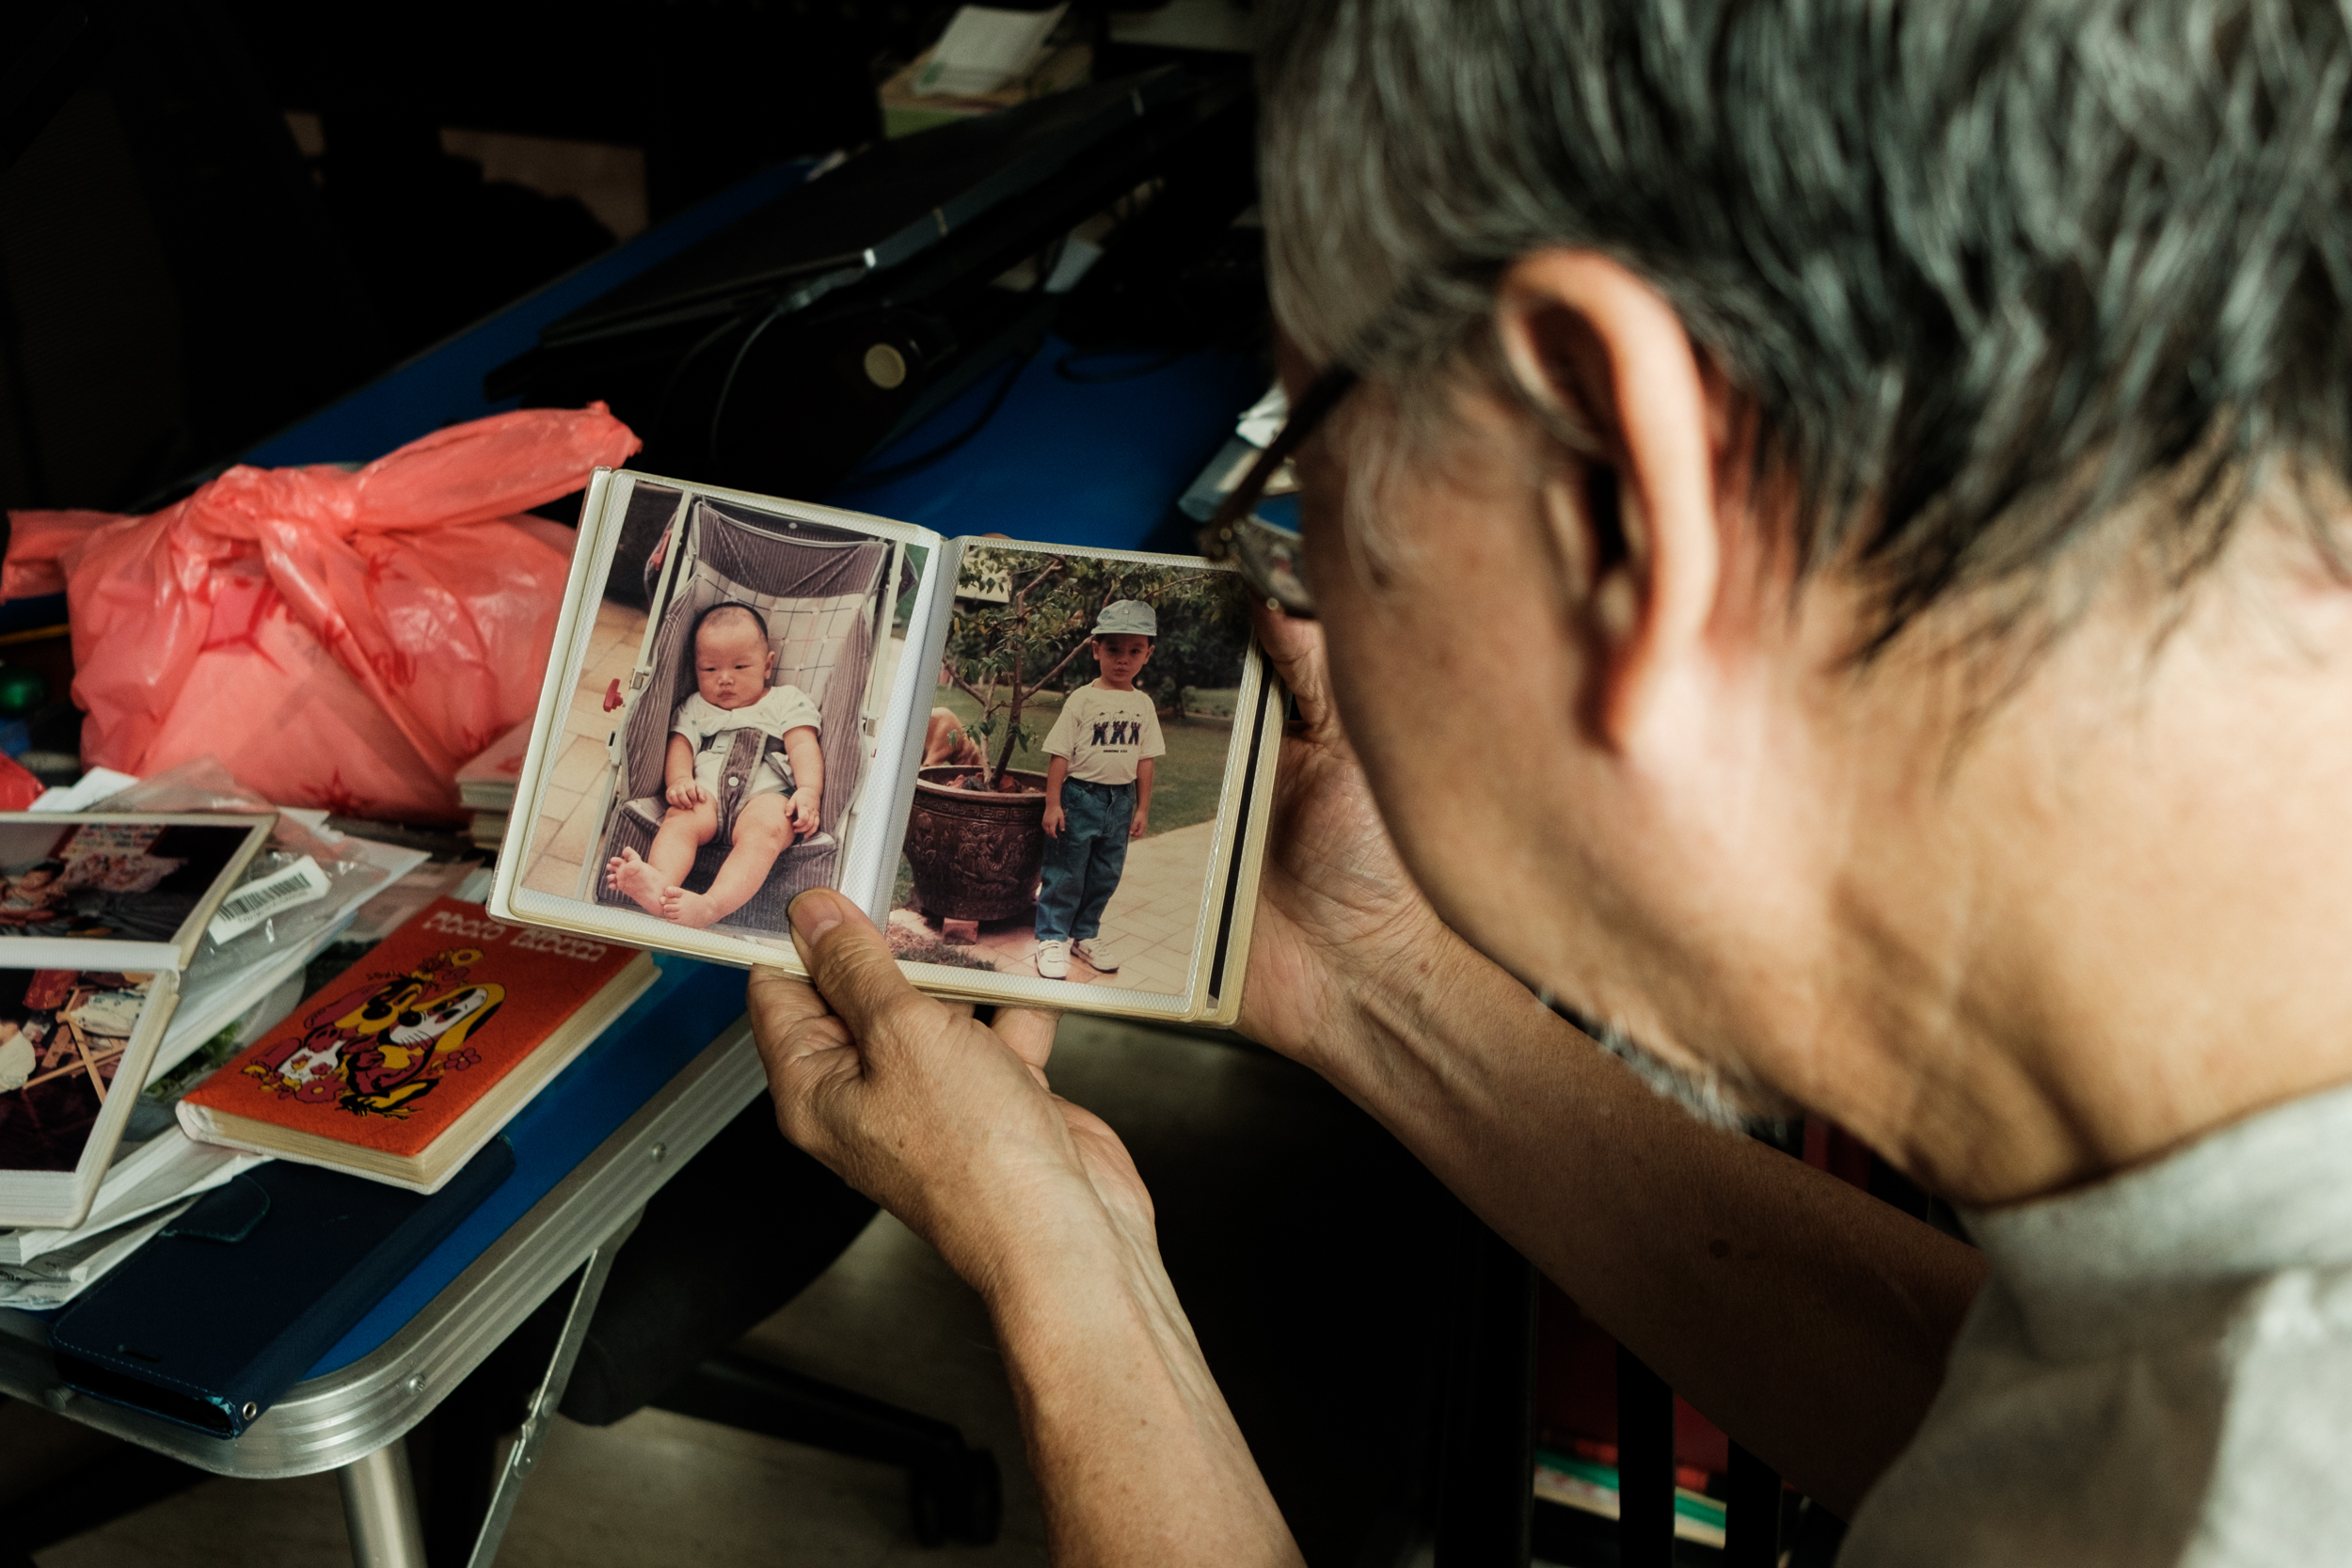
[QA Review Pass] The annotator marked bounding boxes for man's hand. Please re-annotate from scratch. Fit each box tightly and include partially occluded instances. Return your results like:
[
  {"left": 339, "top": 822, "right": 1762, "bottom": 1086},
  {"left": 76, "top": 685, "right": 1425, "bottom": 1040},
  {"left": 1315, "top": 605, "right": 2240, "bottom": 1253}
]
[
  {"left": 752, "top": 887, "right": 1303, "bottom": 1568},
  {"left": 1237, "top": 609, "right": 1471, "bottom": 1070},
  {"left": 750, "top": 889, "right": 1150, "bottom": 1289},
  {"left": 665, "top": 777, "right": 708, "bottom": 812}
]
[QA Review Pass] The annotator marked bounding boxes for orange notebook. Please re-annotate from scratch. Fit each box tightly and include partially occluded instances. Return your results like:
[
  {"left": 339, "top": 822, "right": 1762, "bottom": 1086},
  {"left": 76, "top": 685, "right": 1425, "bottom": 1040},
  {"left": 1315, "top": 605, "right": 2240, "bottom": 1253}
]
[{"left": 178, "top": 898, "right": 657, "bottom": 1192}]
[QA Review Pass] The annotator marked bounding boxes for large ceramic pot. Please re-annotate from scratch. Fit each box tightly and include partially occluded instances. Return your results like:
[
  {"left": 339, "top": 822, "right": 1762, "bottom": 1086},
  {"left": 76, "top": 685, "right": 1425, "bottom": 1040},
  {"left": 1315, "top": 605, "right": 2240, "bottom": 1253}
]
[{"left": 902, "top": 766, "right": 1051, "bottom": 923}]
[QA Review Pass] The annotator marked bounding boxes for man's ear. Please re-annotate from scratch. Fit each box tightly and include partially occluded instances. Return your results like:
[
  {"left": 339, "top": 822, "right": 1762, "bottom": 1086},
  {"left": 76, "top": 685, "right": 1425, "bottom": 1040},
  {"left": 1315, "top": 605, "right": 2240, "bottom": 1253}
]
[{"left": 1493, "top": 251, "right": 1725, "bottom": 752}]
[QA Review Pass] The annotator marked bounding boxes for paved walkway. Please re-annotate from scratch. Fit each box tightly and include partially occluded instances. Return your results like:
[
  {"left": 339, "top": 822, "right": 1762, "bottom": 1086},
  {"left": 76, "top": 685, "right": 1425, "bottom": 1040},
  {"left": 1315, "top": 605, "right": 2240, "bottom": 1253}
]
[
  {"left": 517, "top": 598, "right": 648, "bottom": 899},
  {"left": 889, "top": 818, "right": 1219, "bottom": 1000}
]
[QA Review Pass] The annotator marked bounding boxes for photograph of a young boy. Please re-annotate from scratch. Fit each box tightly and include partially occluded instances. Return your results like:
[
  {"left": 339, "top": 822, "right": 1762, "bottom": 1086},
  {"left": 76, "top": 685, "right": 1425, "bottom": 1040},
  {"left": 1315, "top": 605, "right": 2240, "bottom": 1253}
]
[
  {"left": 1033, "top": 600, "right": 1165, "bottom": 980},
  {"left": 606, "top": 601, "right": 826, "bottom": 929}
]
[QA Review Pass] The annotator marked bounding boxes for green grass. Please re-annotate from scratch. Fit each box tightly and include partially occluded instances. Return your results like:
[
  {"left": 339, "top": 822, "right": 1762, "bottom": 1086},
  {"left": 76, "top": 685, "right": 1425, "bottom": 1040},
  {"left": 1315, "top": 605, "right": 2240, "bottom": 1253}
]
[
  {"left": 923, "top": 686, "right": 1234, "bottom": 835},
  {"left": 1182, "top": 687, "right": 1240, "bottom": 720}
]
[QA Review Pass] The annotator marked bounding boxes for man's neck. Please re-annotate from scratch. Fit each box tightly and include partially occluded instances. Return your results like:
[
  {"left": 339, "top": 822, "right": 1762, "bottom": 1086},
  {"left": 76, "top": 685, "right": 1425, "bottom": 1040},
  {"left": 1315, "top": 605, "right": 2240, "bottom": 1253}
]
[{"left": 1808, "top": 512, "right": 2352, "bottom": 1205}]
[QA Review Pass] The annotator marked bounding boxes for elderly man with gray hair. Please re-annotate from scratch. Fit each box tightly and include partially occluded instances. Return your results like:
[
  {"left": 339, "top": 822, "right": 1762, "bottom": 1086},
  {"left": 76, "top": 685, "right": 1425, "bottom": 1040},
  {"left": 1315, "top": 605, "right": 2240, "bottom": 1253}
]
[{"left": 747, "top": 2, "right": 2352, "bottom": 1562}]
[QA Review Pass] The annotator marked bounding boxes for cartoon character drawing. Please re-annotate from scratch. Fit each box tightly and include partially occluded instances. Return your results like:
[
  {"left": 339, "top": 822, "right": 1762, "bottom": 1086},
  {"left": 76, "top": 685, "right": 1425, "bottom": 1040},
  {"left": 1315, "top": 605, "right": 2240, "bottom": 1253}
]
[{"left": 245, "top": 947, "right": 505, "bottom": 1117}]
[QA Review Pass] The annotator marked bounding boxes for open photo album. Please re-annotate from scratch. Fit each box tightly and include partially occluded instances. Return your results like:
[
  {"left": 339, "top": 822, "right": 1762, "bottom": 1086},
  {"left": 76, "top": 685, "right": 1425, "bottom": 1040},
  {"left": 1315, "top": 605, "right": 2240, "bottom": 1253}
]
[{"left": 488, "top": 468, "right": 1281, "bottom": 1025}]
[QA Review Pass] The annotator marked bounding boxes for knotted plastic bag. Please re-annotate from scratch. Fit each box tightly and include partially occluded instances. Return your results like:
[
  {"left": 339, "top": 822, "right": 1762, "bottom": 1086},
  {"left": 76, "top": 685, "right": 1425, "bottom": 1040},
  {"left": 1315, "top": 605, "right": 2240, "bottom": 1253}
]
[{"left": 2, "top": 405, "right": 640, "bottom": 822}]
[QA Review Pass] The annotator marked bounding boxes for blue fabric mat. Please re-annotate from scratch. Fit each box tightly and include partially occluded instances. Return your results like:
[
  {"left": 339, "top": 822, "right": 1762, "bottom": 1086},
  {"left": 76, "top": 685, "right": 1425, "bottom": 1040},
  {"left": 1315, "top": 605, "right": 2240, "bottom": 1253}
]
[{"left": 304, "top": 955, "right": 750, "bottom": 1377}]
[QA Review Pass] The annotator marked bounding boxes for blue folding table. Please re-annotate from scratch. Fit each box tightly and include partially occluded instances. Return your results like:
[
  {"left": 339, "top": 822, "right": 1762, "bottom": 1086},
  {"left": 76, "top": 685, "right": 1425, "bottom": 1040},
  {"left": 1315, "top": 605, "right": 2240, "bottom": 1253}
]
[{"left": 0, "top": 153, "right": 1262, "bottom": 1568}]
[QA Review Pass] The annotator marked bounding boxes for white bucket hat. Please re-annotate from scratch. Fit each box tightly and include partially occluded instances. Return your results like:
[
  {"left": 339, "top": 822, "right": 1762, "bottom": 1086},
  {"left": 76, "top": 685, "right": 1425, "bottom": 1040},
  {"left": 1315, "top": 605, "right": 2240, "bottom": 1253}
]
[{"left": 1093, "top": 600, "right": 1157, "bottom": 637}]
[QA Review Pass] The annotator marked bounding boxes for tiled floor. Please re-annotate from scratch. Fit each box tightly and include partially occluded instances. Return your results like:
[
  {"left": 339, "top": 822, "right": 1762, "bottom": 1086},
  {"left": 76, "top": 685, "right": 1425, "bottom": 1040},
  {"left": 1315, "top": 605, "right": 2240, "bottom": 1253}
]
[
  {"left": 886, "top": 817, "right": 1215, "bottom": 996},
  {"left": 517, "top": 598, "right": 648, "bottom": 901}
]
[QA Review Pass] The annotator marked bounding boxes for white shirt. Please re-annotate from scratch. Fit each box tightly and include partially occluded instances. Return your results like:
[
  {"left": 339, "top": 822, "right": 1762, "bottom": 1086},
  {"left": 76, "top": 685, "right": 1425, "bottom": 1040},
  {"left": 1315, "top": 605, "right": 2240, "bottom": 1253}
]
[
  {"left": 1843, "top": 1080, "right": 2352, "bottom": 1565},
  {"left": 671, "top": 686, "right": 820, "bottom": 752},
  {"left": 1042, "top": 682, "right": 1165, "bottom": 785}
]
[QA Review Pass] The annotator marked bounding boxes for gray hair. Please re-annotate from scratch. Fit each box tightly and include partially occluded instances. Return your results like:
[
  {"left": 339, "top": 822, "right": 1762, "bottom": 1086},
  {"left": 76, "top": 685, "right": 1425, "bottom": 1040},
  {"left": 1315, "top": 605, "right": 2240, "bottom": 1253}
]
[{"left": 1258, "top": 0, "right": 2352, "bottom": 650}]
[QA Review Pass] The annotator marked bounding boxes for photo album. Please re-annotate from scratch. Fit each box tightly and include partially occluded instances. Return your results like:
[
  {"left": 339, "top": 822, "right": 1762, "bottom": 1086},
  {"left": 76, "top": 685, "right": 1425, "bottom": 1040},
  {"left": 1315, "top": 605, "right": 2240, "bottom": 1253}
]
[
  {"left": 0, "top": 813, "right": 273, "bottom": 1226},
  {"left": 488, "top": 468, "right": 1281, "bottom": 1024}
]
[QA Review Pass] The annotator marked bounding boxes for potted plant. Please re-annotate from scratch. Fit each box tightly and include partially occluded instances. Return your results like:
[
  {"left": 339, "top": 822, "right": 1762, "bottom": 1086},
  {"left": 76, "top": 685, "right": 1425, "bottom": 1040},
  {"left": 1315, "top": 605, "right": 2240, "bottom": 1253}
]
[{"left": 900, "top": 548, "right": 1242, "bottom": 924}]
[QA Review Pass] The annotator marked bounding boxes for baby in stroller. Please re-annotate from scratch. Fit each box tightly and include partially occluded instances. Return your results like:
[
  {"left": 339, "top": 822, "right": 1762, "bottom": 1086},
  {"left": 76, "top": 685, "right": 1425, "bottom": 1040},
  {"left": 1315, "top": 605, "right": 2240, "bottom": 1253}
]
[{"left": 606, "top": 602, "right": 826, "bottom": 928}]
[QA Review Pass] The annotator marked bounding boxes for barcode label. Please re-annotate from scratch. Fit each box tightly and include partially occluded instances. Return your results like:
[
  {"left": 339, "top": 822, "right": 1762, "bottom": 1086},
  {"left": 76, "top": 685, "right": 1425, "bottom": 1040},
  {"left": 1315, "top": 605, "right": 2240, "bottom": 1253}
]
[{"left": 206, "top": 856, "right": 332, "bottom": 944}]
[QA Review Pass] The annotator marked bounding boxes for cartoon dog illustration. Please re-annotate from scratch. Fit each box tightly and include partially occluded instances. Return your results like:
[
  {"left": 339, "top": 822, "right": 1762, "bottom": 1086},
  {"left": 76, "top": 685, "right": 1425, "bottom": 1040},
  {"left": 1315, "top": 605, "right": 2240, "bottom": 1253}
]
[{"left": 246, "top": 947, "right": 505, "bottom": 1117}]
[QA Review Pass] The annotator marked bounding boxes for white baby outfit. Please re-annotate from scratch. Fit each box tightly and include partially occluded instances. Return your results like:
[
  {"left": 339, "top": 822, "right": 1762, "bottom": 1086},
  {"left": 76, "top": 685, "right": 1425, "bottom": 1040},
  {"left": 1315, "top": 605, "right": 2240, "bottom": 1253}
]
[{"left": 671, "top": 687, "right": 821, "bottom": 804}]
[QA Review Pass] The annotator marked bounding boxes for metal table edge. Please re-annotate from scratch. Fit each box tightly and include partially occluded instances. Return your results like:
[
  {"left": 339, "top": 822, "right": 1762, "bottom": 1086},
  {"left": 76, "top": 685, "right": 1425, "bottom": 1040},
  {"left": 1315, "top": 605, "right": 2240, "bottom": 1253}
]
[{"left": 0, "top": 1012, "right": 762, "bottom": 1479}]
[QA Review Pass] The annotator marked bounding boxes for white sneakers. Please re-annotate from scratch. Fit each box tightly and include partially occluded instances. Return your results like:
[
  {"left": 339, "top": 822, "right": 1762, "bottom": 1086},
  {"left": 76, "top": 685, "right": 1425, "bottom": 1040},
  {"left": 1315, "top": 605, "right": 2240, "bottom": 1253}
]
[{"left": 1035, "top": 938, "right": 1120, "bottom": 977}]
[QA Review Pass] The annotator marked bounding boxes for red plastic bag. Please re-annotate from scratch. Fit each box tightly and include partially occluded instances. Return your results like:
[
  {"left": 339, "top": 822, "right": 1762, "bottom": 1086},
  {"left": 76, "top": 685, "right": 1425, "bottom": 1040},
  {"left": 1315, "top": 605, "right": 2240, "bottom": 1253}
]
[
  {"left": 3, "top": 404, "right": 640, "bottom": 821},
  {"left": 0, "top": 754, "right": 39, "bottom": 812}
]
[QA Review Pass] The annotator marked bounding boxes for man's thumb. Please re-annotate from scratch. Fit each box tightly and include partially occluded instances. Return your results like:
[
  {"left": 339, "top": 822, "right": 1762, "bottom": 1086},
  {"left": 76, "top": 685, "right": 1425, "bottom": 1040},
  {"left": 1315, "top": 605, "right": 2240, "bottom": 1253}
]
[{"left": 787, "top": 889, "right": 930, "bottom": 1040}]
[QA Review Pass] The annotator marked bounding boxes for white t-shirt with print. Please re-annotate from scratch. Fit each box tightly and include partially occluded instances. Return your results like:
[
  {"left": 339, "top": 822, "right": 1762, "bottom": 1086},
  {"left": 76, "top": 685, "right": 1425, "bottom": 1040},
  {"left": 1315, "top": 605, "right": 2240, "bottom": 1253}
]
[{"left": 1042, "top": 682, "right": 1165, "bottom": 785}]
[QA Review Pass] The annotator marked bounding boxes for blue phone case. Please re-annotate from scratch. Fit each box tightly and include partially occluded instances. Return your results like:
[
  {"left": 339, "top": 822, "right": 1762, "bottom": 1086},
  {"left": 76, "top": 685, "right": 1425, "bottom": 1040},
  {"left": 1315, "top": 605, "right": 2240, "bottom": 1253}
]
[{"left": 51, "top": 1136, "right": 516, "bottom": 1437}]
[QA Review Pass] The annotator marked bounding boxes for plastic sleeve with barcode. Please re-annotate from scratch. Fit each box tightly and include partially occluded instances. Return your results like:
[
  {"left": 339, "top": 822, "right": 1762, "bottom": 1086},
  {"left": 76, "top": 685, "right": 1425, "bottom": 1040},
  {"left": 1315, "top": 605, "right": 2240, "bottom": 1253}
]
[{"left": 206, "top": 855, "right": 333, "bottom": 944}]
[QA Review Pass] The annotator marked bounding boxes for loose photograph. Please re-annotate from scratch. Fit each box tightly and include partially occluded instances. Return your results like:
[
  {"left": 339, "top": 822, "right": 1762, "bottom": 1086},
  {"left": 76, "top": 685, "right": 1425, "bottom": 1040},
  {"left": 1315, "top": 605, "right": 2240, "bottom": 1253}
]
[
  {"left": 0, "top": 820, "right": 259, "bottom": 948},
  {"left": 510, "top": 480, "right": 926, "bottom": 951},
  {"left": 0, "top": 970, "right": 158, "bottom": 1173},
  {"left": 888, "top": 546, "right": 1253, "bottom": 999}
]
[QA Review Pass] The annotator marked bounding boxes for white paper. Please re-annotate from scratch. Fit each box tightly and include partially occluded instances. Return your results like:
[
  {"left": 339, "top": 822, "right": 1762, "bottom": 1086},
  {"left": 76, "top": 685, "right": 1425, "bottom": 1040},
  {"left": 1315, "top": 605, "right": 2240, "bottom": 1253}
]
[
  {"left": 1235, "top": 381, "right": 1287, "bottom": 448},
  {"left": 914, "top": 4, "right": 1067, "bottom": 98},
  {"left": 28, "top": 768, "right": 140, "bottom": 813}
]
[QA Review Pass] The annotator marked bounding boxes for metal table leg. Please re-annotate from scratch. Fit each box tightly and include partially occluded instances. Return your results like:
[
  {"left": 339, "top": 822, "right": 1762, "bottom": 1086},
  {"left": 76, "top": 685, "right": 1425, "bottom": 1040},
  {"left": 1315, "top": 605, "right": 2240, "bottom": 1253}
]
[
  {"left": 338, "top": 1439, "right": 427, "bottom": 1568},
  {"left": 462, "top": 1207, "right": 642, "bottom": 1568}
]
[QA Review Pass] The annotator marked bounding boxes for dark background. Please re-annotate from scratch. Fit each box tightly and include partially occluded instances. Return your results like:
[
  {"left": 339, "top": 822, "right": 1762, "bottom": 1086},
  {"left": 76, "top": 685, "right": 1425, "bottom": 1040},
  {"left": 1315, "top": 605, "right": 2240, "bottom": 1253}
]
[{"left": 0, "top": 0, "right": 1216, "bottom": 518}]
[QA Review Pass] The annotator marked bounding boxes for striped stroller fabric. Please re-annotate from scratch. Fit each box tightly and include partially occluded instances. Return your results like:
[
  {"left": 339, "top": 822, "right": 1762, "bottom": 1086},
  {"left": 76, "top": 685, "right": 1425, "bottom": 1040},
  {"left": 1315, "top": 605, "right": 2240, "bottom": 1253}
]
[{"left": 593, "top": 498, "right": 893, "bottom": 935}]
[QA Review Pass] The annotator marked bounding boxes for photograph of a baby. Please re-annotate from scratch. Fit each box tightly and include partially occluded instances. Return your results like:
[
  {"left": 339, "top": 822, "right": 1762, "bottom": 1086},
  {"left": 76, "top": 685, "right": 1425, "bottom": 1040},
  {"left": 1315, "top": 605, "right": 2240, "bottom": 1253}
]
[
  {"left": 604, "top": 602, "right": 828, "bottom": 928},
  {"left": 891, "top": 547, "right": 1251, "bottom": 999},
  {"left": 512, "top": 481, "right": 921, "bottom": 949}
]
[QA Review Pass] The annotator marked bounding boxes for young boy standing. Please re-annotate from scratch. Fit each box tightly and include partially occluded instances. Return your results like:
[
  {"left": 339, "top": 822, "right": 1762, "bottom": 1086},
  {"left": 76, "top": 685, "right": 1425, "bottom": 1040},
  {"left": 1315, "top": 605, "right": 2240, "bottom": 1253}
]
[{"left": 1035, "top": 600, "right": 1164, "bottom": 980}]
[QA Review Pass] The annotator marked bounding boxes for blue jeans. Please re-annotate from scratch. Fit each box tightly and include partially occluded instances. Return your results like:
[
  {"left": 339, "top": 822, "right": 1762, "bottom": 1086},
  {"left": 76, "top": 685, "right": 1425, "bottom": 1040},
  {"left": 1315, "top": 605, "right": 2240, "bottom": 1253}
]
[{"left": 1036, "top": 777, "right": 1134, "bottom": 942}]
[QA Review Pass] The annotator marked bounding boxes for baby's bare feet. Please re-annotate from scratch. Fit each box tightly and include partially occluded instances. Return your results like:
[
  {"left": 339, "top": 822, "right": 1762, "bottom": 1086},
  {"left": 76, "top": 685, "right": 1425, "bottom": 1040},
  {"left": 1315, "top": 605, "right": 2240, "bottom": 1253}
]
[
  {"left": 660, "top": 886, "right": 725, "bottom": 929},
  {"left": 607, "top": 849, "right": 673, "bottom": 917}
]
